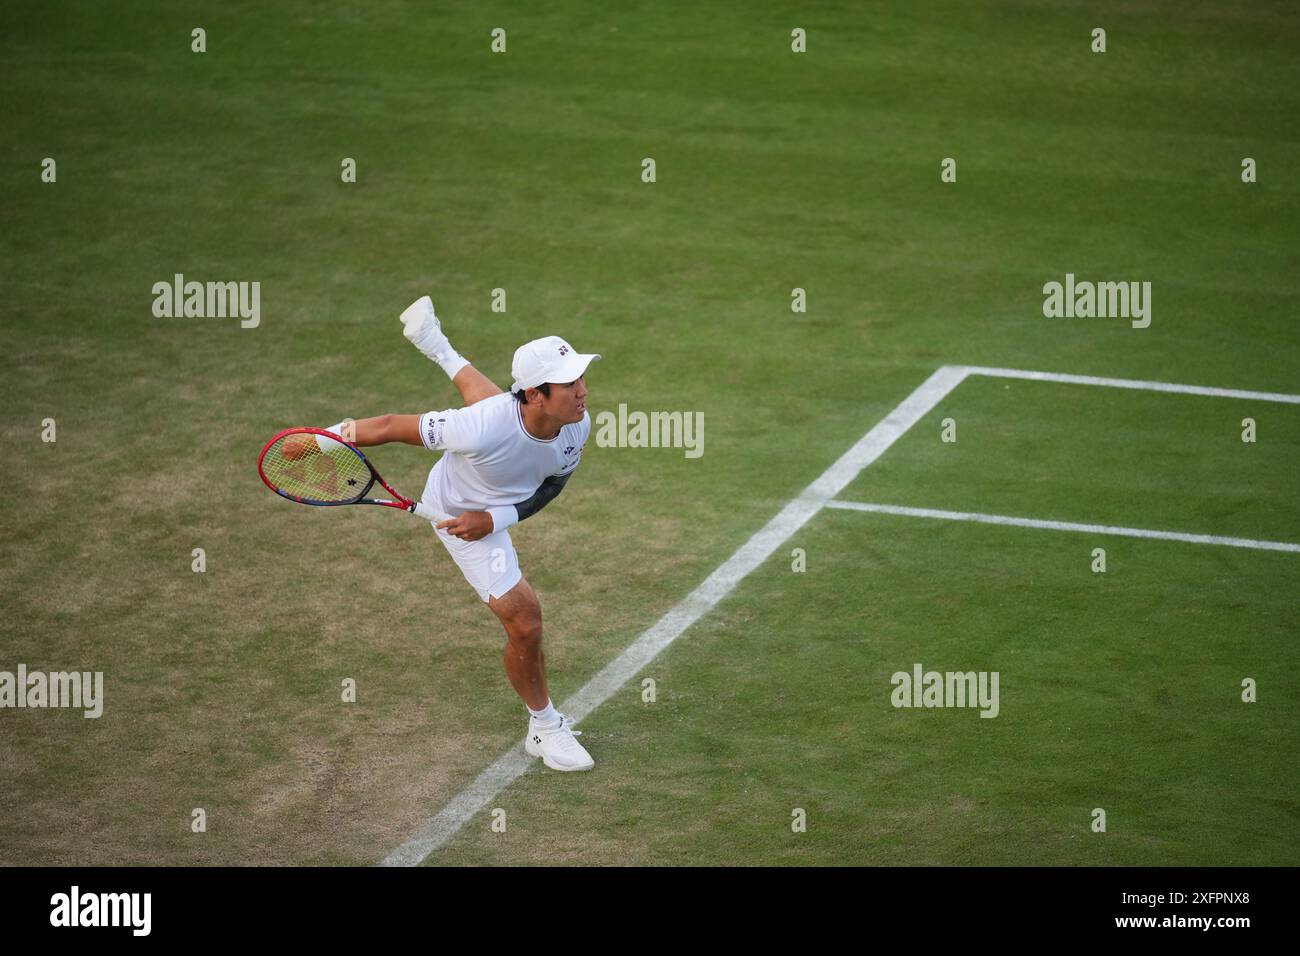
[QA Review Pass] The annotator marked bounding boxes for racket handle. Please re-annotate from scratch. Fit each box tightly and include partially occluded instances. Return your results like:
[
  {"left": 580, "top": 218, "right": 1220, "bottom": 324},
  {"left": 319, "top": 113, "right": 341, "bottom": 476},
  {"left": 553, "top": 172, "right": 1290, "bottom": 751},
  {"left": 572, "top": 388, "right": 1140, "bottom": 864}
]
[{"left": 412, "top": 501, "right": 452, "bottom": 524}]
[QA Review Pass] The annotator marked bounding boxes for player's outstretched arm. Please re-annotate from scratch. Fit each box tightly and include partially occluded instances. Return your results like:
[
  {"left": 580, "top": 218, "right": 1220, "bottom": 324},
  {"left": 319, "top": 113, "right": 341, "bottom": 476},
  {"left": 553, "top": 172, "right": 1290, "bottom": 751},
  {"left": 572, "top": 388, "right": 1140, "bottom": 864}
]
[
  {"left": 285, "top": 415, "right": 423, "bottom": 460},
  {"left": 346, "top": 414, "right": 423, "bottom": 447}
]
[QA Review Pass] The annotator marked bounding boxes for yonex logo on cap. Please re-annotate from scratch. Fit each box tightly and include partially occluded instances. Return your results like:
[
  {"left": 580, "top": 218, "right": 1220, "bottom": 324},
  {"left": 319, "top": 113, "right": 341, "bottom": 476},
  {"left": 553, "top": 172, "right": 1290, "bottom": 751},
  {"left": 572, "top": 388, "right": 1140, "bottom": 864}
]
[{"left": 557, "top": 345, "right": 569, "bottom": 356}]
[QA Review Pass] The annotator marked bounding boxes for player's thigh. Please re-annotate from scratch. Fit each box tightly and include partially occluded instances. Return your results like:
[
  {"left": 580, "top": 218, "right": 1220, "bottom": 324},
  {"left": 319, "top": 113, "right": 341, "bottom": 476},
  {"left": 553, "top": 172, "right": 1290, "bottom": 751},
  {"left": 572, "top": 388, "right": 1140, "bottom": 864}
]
[
  {"left": 431, "top": 515, "right": 521, "bottom": 604},
  {"left": 488, "top": 576, "right": 541, "bottom": 633}
]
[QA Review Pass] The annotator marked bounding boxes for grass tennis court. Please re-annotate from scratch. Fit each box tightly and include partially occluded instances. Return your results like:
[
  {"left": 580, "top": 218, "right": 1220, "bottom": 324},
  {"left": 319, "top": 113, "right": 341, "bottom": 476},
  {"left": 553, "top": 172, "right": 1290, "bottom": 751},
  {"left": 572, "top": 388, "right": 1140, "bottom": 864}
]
[{"left": 2, "top": 1, "right": 1297, "bottom": 865}]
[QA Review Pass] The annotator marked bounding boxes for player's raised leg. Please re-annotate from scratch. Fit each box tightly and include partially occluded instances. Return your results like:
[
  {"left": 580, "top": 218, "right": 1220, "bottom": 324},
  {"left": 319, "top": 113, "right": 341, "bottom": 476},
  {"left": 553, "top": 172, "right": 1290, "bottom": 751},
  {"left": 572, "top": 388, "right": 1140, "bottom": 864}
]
[
  {"left": 400, "top": 295, "right": 503, "bottom": 406},
  {"left": 488, "top": 577, "right": 594, "bottom": 771},
  {"left": 451, "top": 365, "right": 504, "bottom": 406}
]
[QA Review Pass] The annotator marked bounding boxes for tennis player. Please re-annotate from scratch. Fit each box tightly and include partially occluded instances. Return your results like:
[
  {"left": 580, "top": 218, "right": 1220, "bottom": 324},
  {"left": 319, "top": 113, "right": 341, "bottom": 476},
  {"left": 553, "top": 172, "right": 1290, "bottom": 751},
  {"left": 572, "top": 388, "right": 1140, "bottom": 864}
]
[{"left": 322, "top": 296, "right": 599, "bottom": 771}]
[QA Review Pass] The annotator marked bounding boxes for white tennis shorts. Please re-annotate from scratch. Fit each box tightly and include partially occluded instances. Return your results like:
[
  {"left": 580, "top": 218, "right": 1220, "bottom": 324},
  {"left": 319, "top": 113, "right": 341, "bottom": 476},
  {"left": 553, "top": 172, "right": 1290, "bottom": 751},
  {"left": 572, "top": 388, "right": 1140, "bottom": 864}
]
[{"left": 422, "top": 473, "right": 522, "bottom": 603}]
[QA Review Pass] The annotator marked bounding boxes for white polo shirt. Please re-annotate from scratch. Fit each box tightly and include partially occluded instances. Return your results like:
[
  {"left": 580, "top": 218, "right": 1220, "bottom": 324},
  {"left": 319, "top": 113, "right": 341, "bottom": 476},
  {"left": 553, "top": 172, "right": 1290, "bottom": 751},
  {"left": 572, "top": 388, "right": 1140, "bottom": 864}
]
[{"left": 418, "top": 392, "right": 590, "bottom": 531}]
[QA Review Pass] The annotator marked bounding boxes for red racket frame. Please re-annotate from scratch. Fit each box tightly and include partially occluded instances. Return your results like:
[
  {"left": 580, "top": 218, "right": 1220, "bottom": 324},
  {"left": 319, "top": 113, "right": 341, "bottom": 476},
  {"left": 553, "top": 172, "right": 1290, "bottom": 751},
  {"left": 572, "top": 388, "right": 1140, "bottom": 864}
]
[{"left": 257, "top": 427, "right": 418, "bottom": 512}]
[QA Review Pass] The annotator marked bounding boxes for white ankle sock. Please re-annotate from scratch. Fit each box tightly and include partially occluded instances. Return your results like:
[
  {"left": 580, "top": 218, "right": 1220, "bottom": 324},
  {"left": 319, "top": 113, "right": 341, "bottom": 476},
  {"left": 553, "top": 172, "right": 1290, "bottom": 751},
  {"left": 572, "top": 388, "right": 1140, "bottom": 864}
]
[
  {"left": 435, "top": 348, "right": 469, "bottom": 380},
  {"left": 528, "top": 700, "right": 559, "bottom": 727}
]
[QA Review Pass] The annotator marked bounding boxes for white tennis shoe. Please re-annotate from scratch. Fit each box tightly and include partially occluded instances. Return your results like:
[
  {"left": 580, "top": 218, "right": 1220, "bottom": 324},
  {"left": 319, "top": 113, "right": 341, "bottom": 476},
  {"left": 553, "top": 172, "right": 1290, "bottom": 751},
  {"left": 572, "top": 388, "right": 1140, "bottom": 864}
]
[
  {"left": 525, "top": 713, "right": 594, "bottom": 771},
  {"left": 399, "top": 295, "right": 450, "bottom": 362}
]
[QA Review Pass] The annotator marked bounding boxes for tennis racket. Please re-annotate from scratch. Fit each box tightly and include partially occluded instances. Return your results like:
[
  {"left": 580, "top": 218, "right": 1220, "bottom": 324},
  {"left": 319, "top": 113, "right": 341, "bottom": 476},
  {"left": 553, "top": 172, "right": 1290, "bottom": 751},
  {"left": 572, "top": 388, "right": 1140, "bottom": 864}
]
[{"left": 258, "top": 427, "right": 451, "bottom": 523}]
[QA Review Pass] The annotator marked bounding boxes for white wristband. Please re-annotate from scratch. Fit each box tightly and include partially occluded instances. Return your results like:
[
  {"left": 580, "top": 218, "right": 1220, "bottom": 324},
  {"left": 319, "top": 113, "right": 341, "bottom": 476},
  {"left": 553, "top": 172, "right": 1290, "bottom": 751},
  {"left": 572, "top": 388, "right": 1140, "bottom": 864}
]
[
  {"left": 316, "top": 421, "right": 350, "bottom": 452},
  {"left": 487, "top": 505, "right": 518, "bottom": 534}
]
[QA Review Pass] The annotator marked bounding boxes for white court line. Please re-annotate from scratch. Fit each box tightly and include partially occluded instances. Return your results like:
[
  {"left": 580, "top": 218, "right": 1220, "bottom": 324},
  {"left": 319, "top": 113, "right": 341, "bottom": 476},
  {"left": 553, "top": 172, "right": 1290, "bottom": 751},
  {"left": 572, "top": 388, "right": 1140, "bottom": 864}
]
[
  {"left": 825, "top": 501, "right": 1300, "bottom": 554},
  {"left": 380, "top": 362, "right": 1297, "bottom": 865},
  {"left": 378, "top": 365, "right": 971, "bottom": 866},
  {"left": 961, "top": 365, "right": 1300, "bottom": 404}
]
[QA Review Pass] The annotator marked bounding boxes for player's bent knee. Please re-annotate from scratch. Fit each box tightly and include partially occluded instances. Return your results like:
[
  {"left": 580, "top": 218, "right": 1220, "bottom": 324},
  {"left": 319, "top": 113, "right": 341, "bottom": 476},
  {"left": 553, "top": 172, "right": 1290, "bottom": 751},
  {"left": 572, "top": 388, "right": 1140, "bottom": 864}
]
[{"left": 506, "top": 619, "right": 543, "bottom": 650}]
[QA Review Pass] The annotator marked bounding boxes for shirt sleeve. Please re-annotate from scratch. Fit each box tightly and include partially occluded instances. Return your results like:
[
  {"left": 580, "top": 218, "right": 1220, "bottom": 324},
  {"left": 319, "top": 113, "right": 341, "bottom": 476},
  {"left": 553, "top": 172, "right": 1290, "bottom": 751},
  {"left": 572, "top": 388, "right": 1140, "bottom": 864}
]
[
  {"left": 418, "top": 407, "right": 480, "bottom": 453},
  {"left": 489, "top": 471, "right": 574, "bottom": 533}
]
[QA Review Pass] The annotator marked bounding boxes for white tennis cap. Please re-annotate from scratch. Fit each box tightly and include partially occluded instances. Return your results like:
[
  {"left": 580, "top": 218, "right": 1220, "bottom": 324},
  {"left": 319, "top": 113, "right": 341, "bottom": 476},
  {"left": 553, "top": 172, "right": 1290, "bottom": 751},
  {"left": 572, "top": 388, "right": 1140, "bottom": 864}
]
[{"left": 510, "top": 335, "right": 601, "bottom": 392}]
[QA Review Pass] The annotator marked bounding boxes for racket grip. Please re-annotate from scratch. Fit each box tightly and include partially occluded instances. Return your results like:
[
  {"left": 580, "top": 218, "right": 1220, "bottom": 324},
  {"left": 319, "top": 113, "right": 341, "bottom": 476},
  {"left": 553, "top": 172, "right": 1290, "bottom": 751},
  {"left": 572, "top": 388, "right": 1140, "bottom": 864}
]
[{"left": 412, "top": 501, "right": 452, "bottom": 524}]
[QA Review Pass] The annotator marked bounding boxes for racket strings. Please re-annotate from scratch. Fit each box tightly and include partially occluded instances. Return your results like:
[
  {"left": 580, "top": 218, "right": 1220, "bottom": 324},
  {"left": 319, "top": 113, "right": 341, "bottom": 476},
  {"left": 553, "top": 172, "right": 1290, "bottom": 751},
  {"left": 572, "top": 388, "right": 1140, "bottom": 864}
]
[{"left": 262, "top": 434, "right": 371, "bottom": 503}]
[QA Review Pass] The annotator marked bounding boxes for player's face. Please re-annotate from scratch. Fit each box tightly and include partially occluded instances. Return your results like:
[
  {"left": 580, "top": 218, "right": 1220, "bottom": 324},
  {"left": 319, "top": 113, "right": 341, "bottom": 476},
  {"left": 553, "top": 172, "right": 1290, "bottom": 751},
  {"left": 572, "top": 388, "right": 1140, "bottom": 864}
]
[{"left": 543, "top": 376, "right": 588, "bottom": 423}]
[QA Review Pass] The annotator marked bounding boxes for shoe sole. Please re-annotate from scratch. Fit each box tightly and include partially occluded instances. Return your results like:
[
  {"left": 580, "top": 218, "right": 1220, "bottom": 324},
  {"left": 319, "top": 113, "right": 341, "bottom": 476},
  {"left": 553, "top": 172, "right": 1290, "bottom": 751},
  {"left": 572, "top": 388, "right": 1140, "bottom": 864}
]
[
  {"left": 400, "top": 296, "right": 433, "bottom": 325},
  {"left": 524, "top": 739, "right": 594, "bottom": 772}
]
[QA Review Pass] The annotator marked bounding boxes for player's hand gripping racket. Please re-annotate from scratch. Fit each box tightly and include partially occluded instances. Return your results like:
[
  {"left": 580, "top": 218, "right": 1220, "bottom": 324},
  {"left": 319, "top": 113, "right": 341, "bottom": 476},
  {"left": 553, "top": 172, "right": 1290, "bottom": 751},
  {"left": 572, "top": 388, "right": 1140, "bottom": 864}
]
[{"left": 258, "top": 427, "right": 451, "bottom": 523}]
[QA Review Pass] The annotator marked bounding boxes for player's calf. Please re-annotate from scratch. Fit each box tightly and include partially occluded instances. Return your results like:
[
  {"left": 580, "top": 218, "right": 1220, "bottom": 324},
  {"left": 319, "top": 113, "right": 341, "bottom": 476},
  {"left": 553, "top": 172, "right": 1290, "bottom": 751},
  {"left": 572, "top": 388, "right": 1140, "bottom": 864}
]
[
  {"left": 451, "top": 364, "right": 505, "bottom": 406},
  {"left": 490, "top": 579, "right": 549, "bottom": 709},
  {"left": 488, "top": 579, "right": 594, "bottom": 771}
]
